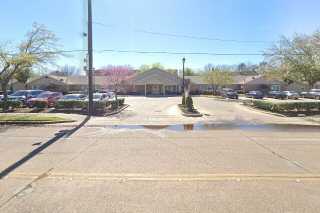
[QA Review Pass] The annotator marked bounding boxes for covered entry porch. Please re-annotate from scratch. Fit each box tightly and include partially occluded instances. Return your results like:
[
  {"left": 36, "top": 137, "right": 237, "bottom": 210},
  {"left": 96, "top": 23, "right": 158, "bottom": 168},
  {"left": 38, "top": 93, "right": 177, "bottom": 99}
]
[
  {"left": 134, "top": 84, "right": 180, "bottom": 96},
  {"left": 131, "top": 68, "right": 182, "bottom": 96}
]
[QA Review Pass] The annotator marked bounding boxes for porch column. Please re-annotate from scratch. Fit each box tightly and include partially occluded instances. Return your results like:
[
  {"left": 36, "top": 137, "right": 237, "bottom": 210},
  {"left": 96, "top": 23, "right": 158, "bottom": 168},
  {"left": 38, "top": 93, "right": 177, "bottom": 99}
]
[
  {"left": 163, "top": 85, "right": 166, "bottom": 96},
  {"left": 145, "top": 84, "right": 147, "bottom": 96}
]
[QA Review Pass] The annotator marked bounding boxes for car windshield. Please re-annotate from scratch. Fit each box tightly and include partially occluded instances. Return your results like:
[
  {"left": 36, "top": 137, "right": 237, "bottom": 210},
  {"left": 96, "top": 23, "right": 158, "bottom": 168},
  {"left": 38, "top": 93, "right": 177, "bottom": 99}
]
[
  {"left": 11, "top": 91, "right": 27, "bottom": 96},
  {"left": 93, "top": 94, "right": 103, "bottom": 99},
  {"left": 37, "top": 93, "right": 52, "bottom": 98},
  {"left": 29, "top": 91, "right": 43, "bottom": 96},
  {"left": 62, "top": 95, "right": 84, "bottom": 100}
]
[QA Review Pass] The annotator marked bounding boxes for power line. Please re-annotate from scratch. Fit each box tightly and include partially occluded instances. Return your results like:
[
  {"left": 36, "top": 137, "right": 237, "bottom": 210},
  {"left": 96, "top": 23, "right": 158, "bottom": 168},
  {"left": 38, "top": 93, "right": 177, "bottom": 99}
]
[
  {"left": 134, "top": 29, "right": 273, "bottom": 44},
  {"left": 7, "top": 49, "right": 303, "bottom": 56},
  {"left": 92, "top": 21, "right": 273, "bottom": 44},
  {"left": 97, "top": 49, "right": 267, "bottom": 56}
]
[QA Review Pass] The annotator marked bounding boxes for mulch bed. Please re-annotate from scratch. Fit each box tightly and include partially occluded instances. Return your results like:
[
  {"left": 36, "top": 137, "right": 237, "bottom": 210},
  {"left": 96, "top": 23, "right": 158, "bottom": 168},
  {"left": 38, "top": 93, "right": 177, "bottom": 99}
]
[{"left": 178, "top": 104, "right": 203, "bottom": 117}]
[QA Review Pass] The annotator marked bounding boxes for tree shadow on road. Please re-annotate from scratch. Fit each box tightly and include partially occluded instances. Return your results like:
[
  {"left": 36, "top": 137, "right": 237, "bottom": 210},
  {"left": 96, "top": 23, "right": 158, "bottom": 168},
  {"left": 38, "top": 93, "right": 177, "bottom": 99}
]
[{"left": 0, "top": 116, "right": 91, "bottom": 180}]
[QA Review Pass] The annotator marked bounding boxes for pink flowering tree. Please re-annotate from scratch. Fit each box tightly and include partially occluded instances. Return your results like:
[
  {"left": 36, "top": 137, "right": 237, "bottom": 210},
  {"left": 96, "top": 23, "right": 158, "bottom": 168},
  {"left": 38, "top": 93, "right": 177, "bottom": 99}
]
[{"left": 98, "top": 65, "right": 135, "bottom": 104}]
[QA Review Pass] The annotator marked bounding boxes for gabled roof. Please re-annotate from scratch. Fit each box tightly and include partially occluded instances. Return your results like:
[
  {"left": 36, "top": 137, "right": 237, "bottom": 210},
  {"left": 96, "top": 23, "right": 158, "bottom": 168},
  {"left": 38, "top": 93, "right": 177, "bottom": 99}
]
[
  {"left": 23, "top": 75, "right": 107, "bottom": 86},
  {"left": 246, "top": 76, "right": 284, "bottom": 85},
  {"left": 185, "top": 74, "right": 260, "bottom": 85},
  {"left": 131, "top": 68, "right": 181, "bottom": 85},
  {"left": 233, "top": 75, "right": 259, "bottom": 84},
  {"left": 185, "top": 76, "right": 206, "bottom": 85}
]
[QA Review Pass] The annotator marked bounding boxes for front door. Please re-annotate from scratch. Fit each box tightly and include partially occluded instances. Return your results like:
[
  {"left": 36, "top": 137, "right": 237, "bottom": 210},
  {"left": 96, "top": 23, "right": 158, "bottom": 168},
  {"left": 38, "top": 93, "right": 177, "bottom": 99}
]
[{"left": 151, "top": 85, "right": 161, "bottom": 95}]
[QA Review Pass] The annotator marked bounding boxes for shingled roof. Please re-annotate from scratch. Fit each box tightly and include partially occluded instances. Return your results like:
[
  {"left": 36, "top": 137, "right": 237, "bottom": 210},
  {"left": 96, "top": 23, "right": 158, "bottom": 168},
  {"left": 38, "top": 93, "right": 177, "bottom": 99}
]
[{"left": 130, "top": 68, "right": 182, "bottom": 85}]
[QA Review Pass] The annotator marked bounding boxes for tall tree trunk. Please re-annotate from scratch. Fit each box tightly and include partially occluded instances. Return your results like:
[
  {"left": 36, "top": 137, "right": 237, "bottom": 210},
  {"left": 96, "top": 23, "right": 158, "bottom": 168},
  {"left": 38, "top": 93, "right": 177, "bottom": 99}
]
[
  {"left": 115, "top": 87, "right": 119, "bottom": 109},
  {"left": 211, "top": 84, "right": 215, "bottom": 96},
  {"left": 1, "top": 83, "right": 8, "bottom": 112}
]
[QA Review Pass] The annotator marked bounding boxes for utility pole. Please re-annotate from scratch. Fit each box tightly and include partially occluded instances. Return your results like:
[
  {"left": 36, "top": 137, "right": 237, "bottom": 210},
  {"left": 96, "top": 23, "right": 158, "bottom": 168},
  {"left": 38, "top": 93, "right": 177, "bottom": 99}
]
[
  {"left": 87, "top": 0, "right": 94, "bottom": 116},
  {"left": 182, "top": 57, "right": 186, "bottom": 94}
]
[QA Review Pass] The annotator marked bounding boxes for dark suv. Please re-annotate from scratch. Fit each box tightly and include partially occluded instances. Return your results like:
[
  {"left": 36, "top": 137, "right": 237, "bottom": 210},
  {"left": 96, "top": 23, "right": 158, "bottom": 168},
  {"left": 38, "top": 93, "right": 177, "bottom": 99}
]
[
  {"left": 246, "top": 90, "right": 264, "bottom": 99},
  {"left": 220, "top": 88, "right": 239, "bottom": 99}
]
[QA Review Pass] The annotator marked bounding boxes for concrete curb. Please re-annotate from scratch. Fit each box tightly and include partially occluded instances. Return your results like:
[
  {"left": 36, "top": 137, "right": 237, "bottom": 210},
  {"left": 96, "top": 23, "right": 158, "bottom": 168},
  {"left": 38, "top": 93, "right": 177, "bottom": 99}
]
[
  {"left": 104, "top": 104, "right": 129, "bottom": 116},
  {"left": 182, "top": 113, "right": 203, "bottom": 117},
  {"left": 201, "top": 95, "right": 242, "bottom": 103},
  {"left": 177, "top": 105, "right": 203, "bottom": 117},
  {"left": 242, "top": 104, "right": 288, "bottom": 118},
  {"left": 0, "top": 120, "right": 76, "bottom": 125}
]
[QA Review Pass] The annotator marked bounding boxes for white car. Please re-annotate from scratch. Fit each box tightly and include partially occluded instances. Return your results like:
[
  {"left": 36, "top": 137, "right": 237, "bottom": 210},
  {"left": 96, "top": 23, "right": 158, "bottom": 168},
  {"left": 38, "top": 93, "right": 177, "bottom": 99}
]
[
  {"left": 85, "top": 93, "right": 109, "bottom": 102},
  {"left": 106, "top": 92, "right": 115, "bottom": 99}
]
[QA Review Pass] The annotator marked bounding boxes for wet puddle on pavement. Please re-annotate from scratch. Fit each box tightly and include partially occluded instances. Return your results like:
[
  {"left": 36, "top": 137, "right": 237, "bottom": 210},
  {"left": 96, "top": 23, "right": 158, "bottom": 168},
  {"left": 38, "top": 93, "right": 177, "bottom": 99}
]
[{"left": 87, "top": 123, "right": 320, "bottom": 132}]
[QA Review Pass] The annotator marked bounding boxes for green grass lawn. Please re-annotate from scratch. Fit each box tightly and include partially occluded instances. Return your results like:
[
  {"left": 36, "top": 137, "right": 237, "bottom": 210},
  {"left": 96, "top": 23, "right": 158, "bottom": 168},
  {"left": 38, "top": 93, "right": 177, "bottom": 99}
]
[{"left": 0, "top": 114, "right": 74, "bottom": 124}]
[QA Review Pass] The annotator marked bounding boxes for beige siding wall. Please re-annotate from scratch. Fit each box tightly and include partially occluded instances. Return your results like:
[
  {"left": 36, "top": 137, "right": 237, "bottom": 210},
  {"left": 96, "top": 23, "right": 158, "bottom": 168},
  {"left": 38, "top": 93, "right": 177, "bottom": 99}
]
[
  {"left": 28, "top": 78, "right": 67, "bottom": 92},
  {"left": 11, "top": 82, "right": 26, "bottom": 91}
]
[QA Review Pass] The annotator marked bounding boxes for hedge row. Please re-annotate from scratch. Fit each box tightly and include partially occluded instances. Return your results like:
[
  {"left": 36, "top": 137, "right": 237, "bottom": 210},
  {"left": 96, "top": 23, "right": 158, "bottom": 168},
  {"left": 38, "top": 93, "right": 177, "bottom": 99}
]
[
  {"left": 55, "top": 100, "right": 86, "bottom": 110},
  {"left": 0, "top": 101, "right": 22, "bottom": 109},
  {"left": 246, "top": 100, "right": 320, "bottom": 113},
  {"left": 55, "top": 98, "right": 125, "bottom": 111}
]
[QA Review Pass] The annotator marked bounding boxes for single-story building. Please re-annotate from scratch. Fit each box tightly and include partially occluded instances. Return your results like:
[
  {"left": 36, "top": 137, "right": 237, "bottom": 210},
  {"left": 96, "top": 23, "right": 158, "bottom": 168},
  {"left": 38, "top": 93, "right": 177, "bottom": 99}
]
[
  {"left": 128, "top": 68, "right": 182, "bottom": 96},
  {"left": 11, "top": 68, "right": 182, "bottom": 96},
  {"left": 11, "top": 75, "right": 106, "bottom": 93},
  {"left": 185, "top": 74, "right": 261, "bottom": 94},
  {"left": 243, "top": 76, "right": 286, "bottom": 93},
  {"left": 10, "top": 68, "right": 318, "bottom": 96}
]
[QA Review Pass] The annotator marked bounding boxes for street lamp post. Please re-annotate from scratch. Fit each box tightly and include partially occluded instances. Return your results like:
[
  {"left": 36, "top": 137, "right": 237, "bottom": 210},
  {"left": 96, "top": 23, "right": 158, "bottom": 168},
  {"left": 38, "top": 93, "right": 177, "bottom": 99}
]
[
  {"left": 87, "top": 0, "right": 94, "bottom": 116},
  {"left": 182, "top": 57, "right": 186, "bottom": 94}
]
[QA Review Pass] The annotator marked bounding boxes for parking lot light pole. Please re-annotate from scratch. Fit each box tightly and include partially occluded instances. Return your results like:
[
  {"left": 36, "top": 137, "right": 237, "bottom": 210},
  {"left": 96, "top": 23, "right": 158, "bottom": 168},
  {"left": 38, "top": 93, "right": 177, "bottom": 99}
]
[
  {"left": 87, "top": 0, "right": 94, "bottom": 116},
  {"left": 182, "top": 57, "right": 186, "bottom": 94}
]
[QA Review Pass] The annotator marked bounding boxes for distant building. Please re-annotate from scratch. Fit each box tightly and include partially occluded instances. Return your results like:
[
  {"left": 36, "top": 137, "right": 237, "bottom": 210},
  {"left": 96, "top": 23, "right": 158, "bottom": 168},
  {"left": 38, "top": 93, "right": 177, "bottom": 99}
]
[
  {"left": 10, "top": 68, "right": 317, "bottom": 95},
  {"left": 128, "top": 68, "right": 182, "bottom": 96},
  {"left": 11, "top": 75, "right": 106, "bottom": 93}
]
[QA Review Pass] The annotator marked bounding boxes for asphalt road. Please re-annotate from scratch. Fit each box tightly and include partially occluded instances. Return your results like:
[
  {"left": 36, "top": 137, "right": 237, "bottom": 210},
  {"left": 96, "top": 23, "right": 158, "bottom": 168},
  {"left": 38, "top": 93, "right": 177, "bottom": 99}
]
[{"left": 1, "top": 97, "right": 320, "bottom": 212}]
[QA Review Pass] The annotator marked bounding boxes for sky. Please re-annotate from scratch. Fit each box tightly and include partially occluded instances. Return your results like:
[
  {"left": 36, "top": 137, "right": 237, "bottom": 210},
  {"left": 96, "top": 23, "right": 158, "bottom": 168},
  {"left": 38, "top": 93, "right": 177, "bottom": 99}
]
[{"left": 1, "top": 0, "right": 320, "bottom": 71}]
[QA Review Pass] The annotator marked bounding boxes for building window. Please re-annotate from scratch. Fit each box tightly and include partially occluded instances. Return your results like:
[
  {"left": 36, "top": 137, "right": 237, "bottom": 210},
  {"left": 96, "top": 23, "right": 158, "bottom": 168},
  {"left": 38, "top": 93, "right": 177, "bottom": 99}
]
[{"left": 271, "top": 85, "right": 281, "bottom": 91}]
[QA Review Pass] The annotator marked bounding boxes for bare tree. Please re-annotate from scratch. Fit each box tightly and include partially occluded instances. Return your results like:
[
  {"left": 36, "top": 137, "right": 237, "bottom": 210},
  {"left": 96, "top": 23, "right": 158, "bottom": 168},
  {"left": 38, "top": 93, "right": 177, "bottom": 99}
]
[
  {"left": 202, "top": 66, "right": 234, "bottom": 95},
  {"left": 14, "top": 67, "right": 33, "bottom": 89},
  {"left": 265, "top": 32, "right": 320, "bottom": 87},
  {"left": 138, "top": 62, "right": 165, "bottom": 73},
  {"left": 60, "top": 64, "right": 81, "bottom": 76},
  {"left": 0, "top": 23, "right": 60, "bottom": 110}
]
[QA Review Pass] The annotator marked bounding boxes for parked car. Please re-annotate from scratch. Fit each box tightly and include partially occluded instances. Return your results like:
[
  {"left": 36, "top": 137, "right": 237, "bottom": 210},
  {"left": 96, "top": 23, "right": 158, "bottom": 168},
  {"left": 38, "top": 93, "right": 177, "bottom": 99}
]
[
  {"left": 246, "top": 90, "right": 264, "bottom": 99},
  {"left": 0, "top": 95, "right": 3, "bottom": 101},
  {"left": 277, "top": 91, "right": 300, "bottom": 100},
  {"left": 301, "top": 89, "right": 320, "bottom": 99},
  {"left": 8, "top": 90, "right": 44, "bottom": 104},
  {"left": 27, "top": 91, "right": 63, "bottom": 108},
  {"left": 267, "top": 91, "right": 281, "bottom": 99},
  {"left": 220, "top": 88, "right": 238, "bottom": 99},
  {"left": 85, "top": 93, "right": 109, "bottom": 102},
  {"left": 60, "top": 94, "right": 87, "bottom": 101},
  {"left": 107, "top": 91, "right": 115, "bottom": 99}
]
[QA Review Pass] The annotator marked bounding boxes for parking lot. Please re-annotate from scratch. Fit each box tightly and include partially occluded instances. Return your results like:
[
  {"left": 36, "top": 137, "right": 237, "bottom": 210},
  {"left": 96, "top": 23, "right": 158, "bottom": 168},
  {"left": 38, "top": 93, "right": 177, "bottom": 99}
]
[{"left": 1, "top": 96, "right": 320, "bottom": 212}]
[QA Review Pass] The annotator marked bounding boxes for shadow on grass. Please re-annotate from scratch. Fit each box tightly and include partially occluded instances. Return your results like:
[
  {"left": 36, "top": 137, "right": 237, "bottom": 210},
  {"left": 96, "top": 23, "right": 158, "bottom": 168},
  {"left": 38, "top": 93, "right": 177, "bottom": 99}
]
[{"left": 0, "top": 116, "right": 91, "bottom": 180}]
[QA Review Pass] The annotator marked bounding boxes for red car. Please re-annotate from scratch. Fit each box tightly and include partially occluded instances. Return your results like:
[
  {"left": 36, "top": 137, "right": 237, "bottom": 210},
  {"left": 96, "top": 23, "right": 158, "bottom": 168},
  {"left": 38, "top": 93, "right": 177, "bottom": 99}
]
[{"left": 27, "top": 92, "right": 63, "bottom": 108}]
